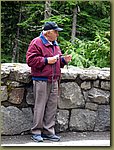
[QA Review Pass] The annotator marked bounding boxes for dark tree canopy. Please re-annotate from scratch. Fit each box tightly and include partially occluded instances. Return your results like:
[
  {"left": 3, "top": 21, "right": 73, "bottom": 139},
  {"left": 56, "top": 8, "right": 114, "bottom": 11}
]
[{"left": 1, "top": 1, "right": 110, "bottom": 68}]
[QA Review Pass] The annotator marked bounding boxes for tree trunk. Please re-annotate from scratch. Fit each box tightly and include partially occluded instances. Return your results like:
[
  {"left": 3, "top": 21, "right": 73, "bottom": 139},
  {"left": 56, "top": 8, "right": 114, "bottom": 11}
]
[
  {"left": 17, "top": 7, "right": 22, "bottom": 62},
  {"left": 71, "top": 5, "right": 77, "bottom": 43},
  {"left": 12, "top": 41, "right": 17, "bottom": 63},
  {"left": 12, "top": 4, "right": 22, "bottom": 63},
  {"left": 44, "top": 1, "right": 51, "bottom": 19}
]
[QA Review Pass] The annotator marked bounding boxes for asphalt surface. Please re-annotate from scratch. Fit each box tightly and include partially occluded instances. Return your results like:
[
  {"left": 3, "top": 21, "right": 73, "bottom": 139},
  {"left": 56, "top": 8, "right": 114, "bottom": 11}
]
[{"left": 1, "top": 131, "right": 110, "bottom": 146}]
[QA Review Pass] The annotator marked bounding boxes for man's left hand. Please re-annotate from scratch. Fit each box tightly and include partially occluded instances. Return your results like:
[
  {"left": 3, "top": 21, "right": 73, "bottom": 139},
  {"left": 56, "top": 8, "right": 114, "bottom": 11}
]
[{"left": 64, "top": 54, "right": 72, "bottom": 63}]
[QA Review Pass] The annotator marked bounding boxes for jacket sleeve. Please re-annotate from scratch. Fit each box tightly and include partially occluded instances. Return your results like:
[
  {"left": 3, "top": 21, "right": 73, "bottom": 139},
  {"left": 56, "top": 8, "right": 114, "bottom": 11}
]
[
  {"left": 60, "top": 56, "right": 68, "bottom": 68},
  {"left": 26, "top": 42, "right": 46, "bottom": 68},
  {"left": 58, "top": 49, "right": 68, "bottom": 68}
]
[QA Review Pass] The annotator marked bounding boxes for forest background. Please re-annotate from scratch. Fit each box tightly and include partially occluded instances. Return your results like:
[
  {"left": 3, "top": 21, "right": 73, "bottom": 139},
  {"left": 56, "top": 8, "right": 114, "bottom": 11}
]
[{"left": 1, "top": 1, "right": 110, "bottom": 68}]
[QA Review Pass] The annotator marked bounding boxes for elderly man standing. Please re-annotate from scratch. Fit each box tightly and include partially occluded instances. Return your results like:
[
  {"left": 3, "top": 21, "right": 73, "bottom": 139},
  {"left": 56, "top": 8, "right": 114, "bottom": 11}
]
[{"left": 26, "top": 22, "right": 72, "bottom": 142}]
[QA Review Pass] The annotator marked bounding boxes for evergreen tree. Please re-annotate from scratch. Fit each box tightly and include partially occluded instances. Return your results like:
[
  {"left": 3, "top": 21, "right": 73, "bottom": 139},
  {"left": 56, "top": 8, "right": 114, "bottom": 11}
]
[{"left": 1, "top": 1, "right": 110, "bottom": 68}]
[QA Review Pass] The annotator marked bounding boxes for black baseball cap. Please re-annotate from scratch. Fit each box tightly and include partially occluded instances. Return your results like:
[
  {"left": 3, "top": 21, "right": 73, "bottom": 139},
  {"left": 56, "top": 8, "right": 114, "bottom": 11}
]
[{"left": 43, "top": 22, "right": 63, "bottom": 31}]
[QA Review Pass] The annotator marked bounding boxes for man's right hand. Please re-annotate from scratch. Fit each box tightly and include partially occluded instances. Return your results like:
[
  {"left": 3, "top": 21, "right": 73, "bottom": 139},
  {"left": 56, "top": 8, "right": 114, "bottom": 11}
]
[{"left": 47, "top": 56, "right": 58, "bottom": 64}]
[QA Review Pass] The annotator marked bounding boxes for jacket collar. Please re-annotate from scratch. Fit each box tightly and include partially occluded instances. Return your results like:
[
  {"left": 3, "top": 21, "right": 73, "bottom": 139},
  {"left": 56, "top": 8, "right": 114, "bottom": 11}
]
[{"left": 39, "top": 32, "right": 58, "bottom": 46}]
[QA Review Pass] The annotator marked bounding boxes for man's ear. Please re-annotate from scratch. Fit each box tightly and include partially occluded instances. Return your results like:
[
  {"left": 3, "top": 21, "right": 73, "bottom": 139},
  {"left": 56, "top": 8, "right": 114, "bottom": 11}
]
[
  {"left": 46, "top": 30, "right": 50, "bottom": 36},
  {"left": 48, "top": 30, "right": 51, "bottom": 34}
]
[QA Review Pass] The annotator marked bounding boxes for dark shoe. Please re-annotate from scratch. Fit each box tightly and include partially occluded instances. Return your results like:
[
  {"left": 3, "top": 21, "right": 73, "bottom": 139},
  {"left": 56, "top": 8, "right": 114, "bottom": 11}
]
[
  {"left": 31, "top": 134, "right": 43, "bottom": 142},
  {"left": 42, "top": 134, "right": 60, "bottom": 142}
]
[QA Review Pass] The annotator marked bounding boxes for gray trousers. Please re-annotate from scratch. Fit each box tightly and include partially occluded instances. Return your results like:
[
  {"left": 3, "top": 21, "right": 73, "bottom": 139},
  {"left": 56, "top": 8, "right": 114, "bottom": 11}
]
[{"left": 31, "top": 80, "right": 58, "bottom": 135}]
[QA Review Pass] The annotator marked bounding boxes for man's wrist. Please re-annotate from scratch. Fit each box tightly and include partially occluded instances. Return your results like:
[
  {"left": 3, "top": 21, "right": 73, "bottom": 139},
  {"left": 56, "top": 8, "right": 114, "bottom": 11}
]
[
  {"left": 44, "top": 58, "right": 48, "bottom": 64},
  {"left": 62, "top": 57, "right": 67, "bottom": 65}
]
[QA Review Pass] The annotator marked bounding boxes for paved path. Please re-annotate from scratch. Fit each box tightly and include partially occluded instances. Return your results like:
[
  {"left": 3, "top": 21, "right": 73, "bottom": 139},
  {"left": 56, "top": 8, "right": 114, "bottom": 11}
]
[{"left": 1, "top": 131, "right": 110, "bottom": 146}]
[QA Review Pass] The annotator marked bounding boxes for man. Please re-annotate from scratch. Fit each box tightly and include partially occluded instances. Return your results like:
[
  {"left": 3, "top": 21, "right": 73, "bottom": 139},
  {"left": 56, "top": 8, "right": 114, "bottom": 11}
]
[{"left": 26, "top": 22, "right": 72, "bottom": 142}]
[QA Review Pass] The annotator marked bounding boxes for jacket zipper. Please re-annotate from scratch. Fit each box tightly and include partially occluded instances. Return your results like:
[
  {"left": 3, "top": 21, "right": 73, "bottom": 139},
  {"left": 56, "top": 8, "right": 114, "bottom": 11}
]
[{"left": 51, "top": 45, "right": 56, "bottom": 91}]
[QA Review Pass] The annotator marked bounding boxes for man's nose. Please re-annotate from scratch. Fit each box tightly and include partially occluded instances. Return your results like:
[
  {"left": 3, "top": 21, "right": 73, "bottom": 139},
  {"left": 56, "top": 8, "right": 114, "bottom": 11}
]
[{"left": 56, "top": 32, "right": 59, "bottom": 36}]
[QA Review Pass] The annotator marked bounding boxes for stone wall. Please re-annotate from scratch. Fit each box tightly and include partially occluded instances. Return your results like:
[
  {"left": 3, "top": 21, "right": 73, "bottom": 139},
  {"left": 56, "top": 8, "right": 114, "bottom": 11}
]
[{"left": 1, "top": 63, "right": 110, "bottom": 135}]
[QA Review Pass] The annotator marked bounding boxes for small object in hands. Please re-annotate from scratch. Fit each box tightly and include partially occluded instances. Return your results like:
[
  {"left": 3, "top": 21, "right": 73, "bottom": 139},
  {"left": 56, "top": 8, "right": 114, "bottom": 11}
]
[{"left": 54, "top": 54, "right": 59, "bottom": 60}]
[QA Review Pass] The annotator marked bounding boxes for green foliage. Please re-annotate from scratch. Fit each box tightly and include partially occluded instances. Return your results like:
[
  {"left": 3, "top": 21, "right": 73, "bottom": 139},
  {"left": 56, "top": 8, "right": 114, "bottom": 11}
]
[
  {"left": 1, "top": 1, "right": 110, "bottom": 68},
  {"left": 60, "top": 31, "right": 110, "bottom": 68},
  {"left": 18, "top": 2, "right": 44, "bottom": 30}
]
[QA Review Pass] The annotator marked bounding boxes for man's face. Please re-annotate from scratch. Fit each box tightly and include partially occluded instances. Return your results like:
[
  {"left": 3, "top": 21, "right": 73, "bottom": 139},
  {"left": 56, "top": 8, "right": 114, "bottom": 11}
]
[{"left": 47, "top": 30, "right": 59, "bottom": 41}]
